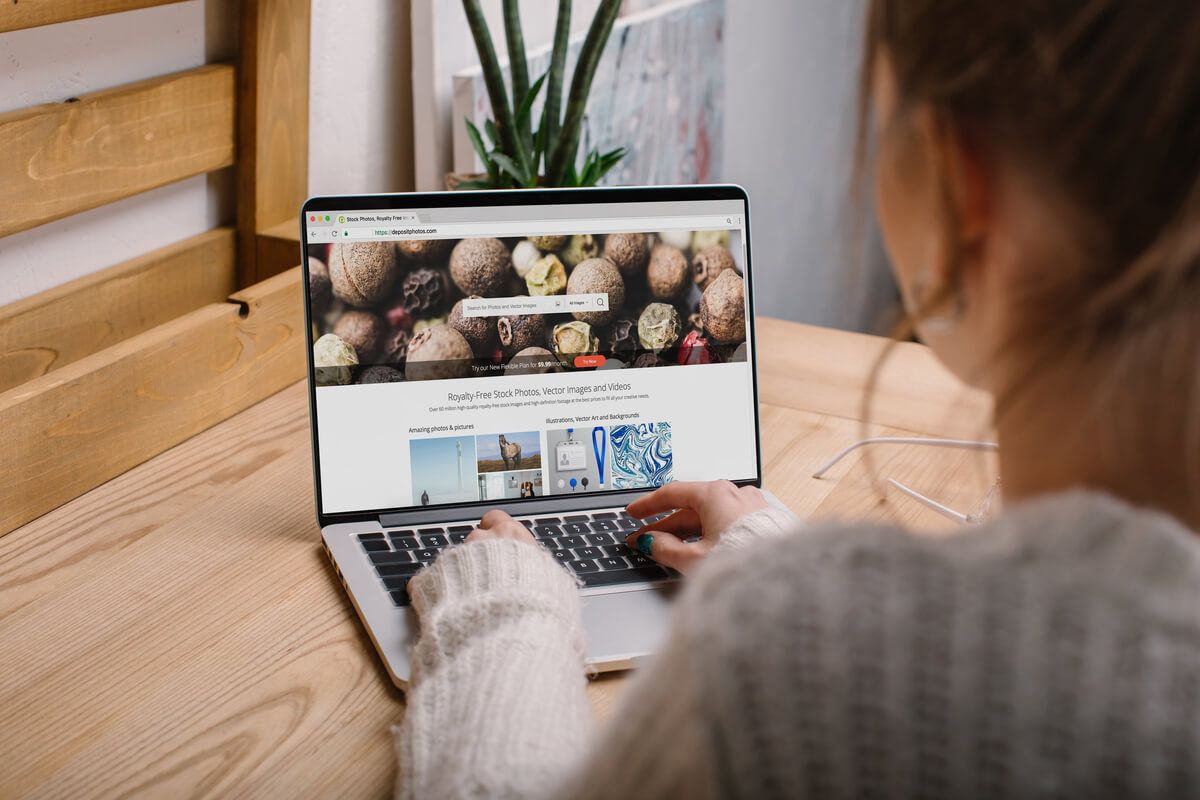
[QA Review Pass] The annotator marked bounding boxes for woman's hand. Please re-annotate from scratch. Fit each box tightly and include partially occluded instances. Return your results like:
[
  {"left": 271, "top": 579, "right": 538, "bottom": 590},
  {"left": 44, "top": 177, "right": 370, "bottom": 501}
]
[
  {"left": 464, "top": 509, "right": 537, "bottom": 545},
  {"left": 624, "top": 481, "right": 769, "bottom": 573}
]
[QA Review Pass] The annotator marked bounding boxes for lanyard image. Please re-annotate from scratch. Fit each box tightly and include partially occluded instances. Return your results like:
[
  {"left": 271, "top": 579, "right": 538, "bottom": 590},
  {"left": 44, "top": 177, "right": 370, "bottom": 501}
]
[{"left": 592, "top": 426, "right": 607, "bottom": 487}]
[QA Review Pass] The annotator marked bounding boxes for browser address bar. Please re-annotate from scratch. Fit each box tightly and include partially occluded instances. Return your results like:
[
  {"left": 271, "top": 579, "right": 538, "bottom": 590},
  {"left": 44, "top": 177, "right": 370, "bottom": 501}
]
[{"left": 332, "top": 215, "right": 739, "bottom": 241}]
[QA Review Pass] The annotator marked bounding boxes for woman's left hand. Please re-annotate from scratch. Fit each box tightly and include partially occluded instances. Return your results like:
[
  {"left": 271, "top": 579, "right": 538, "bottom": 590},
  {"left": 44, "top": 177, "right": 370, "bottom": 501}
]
[{"left": 464, "top": 509, "right": 537, "bottom": 545}]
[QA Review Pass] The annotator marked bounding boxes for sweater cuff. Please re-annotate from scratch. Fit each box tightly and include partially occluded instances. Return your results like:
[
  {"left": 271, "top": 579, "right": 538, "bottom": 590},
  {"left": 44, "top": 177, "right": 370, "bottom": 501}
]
[
  {"left": 713, "top": 506, "right": 800, "bottom": 553},
  {"left": 407, "top": 538, "right": 580, "bottom": 614}
]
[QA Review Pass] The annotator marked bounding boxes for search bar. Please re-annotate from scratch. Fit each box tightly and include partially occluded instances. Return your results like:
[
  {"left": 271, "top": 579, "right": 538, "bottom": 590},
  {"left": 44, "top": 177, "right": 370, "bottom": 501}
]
[
  {"left": 329, "top": 215, "right": 739, "bottom": 241},
  {"left": 460, "top": 293, "right": 610, "bottom": 318}
]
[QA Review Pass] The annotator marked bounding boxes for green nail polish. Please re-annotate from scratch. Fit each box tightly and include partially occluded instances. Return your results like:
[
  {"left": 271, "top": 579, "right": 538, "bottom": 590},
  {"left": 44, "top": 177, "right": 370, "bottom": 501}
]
[{"left": 636, "top": 533, "right": 654, "bottom": 557}]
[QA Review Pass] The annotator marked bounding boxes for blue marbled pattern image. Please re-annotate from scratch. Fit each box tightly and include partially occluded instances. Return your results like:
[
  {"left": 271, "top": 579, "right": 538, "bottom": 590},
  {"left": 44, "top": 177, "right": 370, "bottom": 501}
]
[{"left": 610, "top": 423, "right": 673, "bottom": 490}]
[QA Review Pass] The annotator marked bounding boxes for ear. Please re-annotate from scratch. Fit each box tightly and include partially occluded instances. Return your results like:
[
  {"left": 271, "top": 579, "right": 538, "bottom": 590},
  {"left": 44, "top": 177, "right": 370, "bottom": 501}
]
[{"left": 922, "top": 110, "right": 992, "bottom": 250}]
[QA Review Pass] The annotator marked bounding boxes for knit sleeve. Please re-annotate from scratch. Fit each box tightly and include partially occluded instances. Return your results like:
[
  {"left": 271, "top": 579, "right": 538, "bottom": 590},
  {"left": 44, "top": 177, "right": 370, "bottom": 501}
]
[
  {"left": 393, "top": 538, "right": 594, "bottom": 800},
  {"left": 712, "top": 505, "right": 800, "bottom": 553}
]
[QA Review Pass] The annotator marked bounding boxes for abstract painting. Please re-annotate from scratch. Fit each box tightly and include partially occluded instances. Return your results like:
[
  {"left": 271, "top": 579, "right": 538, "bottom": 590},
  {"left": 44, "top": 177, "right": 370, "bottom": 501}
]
[
  {"left": 452, "top": 0, "right": 725, "bottom": 186},
  {"left": 610, "top": 422, "right": 674, "bottom": 490}
]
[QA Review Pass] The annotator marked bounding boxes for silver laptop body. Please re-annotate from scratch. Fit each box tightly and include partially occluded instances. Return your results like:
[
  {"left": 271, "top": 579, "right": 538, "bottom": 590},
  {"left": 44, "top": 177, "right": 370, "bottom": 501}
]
[{"left": 303, "top": 186, "right": 763, "bottom": 686}]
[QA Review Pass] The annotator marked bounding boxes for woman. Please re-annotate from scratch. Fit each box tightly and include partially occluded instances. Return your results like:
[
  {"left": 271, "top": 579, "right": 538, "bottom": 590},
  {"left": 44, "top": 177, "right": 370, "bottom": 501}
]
[{"left": 397, "top": 1, "right": 1200, "bottom": 796}]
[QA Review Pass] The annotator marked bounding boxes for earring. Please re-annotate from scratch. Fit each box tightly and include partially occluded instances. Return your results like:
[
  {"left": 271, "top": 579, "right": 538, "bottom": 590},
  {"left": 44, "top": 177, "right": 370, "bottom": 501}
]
[{"left": 908, "top": 269, "right": 965, "bottom": 333}]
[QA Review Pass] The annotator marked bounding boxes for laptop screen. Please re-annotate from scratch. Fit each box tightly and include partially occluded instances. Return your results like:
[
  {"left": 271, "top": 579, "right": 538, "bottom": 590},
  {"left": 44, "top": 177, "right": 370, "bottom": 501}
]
[{"left": 304, "top": 191, "right": 758, "bottom": 516}]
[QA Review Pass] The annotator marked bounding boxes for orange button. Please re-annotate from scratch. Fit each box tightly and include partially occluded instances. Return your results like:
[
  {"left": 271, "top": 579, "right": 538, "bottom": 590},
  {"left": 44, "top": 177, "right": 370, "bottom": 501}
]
[{"left": 573, "top": 354, "right": 606, "bottom": 369}]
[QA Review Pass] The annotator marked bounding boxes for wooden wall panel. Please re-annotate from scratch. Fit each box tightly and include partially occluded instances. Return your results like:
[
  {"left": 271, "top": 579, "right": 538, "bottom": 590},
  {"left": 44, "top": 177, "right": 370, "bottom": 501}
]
[
  {"left": 238, "top": 0, "right": 311, "bottom": 286},
  {"left": 0, "top": 0, "right": 183, "bottom": 33},
  {"left": 0, "top": 228, "right": 237, "bottom": 393},
  {"left": 0, "top": 64, "right": 235, "bottom": 238},
  {"left": 0, "top": 268, "right": 306, "bottom": 536}
]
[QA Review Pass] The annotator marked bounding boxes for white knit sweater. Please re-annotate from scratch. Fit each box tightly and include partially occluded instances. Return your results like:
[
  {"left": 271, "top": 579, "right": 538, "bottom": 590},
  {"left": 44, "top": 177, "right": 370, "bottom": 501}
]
[{"left": 394, "top": 492, "right": 1200, "bottom": 798}]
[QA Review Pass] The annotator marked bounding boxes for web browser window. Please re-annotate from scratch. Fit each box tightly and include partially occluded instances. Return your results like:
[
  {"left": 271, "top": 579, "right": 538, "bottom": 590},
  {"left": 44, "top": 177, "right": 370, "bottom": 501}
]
[{"left": 306, "top": 198, "right": 757, "bottom": 515}]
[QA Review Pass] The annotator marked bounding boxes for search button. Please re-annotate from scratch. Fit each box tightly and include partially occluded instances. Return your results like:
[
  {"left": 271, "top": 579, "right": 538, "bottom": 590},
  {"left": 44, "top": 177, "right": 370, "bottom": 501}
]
[{"left": 573, "top": 355, "right": 606, "bottom": 369}]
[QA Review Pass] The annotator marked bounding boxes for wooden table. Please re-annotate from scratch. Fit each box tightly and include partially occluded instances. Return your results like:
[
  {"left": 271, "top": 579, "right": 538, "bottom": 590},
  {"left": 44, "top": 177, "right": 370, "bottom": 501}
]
[{"left": 0, "top": 319, "right": 993, "bottom": 798}]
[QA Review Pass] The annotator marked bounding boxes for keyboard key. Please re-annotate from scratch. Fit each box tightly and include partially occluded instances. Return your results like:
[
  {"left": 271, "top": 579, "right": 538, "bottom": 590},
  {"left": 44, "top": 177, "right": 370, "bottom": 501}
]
[
  {"left": 371, "top": 551, "right": 419, "bottom": 566},
  {"left": 587, "top": 532, "right": 618, "bottom": 546},
  {"left": 383, "top": 574, "right": 415, "bottom": 591},
  {"left": 390, "top": 589, "right": 411, "bottom": 606},
  {"left": 376, "top": 561, "right": 420, "bottom": 577},
  {"left": 564, "top": 515, "right": 589, "bottom": 523},
  {"left": 449, "top": 531, "right": 469, "bottom": 544},
  {"left": 519, "top": 519, "right": 534, "bottom": 529},
  {"left": 357, "top": 532, "right": 385, "bottom": 542},
  {"left": 589, "top": 519, "right": 619, "bottom": 532},
  {"left": 628, "top": 552, "right": 654, "bottom": 568},
  {"left": 557, "top": 535, "right": 585, "bottom": 549},
  {"left": 618, "top": 517, "right": 642, "bottom": 531},
  {"left": 581, "top": 567, "right": 669, "bottom": 587},
  {"left": 568, "top": 559, "right": 600, "bottom": 574},
  {"left": 389, "top": 535, "right": 419, "bottom": 550},
  {"left": 535, "top": 517, "right": 561, "bottom": 525},
  {"left": 598, "top": 556, "right": 629, "bottom": 571},
  {"left": 602, "top": 544, "right": 632, "bottom": 558},
  {"left": 550, "top": 549, "right": 572, "bottom": 563},
  {"left": 562, "top": 522, "right": 589, "bottom": 535},
  {"left": 414, "top": 549, "right": 439, "bottom": 563},
  {"left": 533, "top": 525, "right": 562, "bottom": 539},
  {"left": 592, "top": 512, "right": 617, "bottom": 520},
  {"left": 418, "top": 527, "right": 446, "bottom": 535},
  {"left": 420, "top": 534, "right": 448, "bottom": 548},
  {"left": 360, "top": 538, "right": 391, "bottom": 552},
  {"left": 573, "top": 546, "right": 603, "bottom": 560},
  {"left": 448, "top": 525, "right": 473, "bottom": 533}
]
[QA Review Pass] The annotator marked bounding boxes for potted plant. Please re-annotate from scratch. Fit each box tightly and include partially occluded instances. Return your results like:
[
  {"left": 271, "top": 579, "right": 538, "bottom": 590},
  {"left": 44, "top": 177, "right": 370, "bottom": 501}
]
[{"left": 451, "top": 0, "right": 627, "bottom": 190}]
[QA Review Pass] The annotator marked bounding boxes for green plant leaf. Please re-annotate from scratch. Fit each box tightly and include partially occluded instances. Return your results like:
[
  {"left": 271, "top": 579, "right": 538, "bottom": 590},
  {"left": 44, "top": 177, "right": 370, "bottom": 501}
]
[
  {"left": 454, "top": 179, "right": 494, "bottom": 190},
  {"left": 515, "top": 71, "right": 548, "bottom": 152},
  {"left": 484, "top": 119, "right": 500, "bottom": 148},
  {"left": 491, "top": 152, "right": 530, "bottom": 186},
  {"left": 465, "top": 119, "right": 490, "bottom": 164}
]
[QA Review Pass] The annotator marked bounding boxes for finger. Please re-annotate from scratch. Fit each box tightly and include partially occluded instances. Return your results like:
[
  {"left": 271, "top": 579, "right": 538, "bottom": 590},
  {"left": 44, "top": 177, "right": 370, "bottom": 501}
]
[
  {"left": 627, "top": 509, "right": 700, "bottom": 543},
  {"left": 629, "top": 530, "right": 704, "bottom": 573},
  {"left": 464, "top": 527, "right": 490, "bottom": 543},
  {"left": 479, "top": 509, "right": 513, "bottom": 528},
  {"left": 625, "top": 481, "right": 716, "bottom": 518}
]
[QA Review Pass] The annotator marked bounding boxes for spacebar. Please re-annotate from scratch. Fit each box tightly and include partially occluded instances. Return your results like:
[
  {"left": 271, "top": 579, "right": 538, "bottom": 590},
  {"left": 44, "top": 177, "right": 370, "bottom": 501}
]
[{"left": 581, "top": 567, "right": 669, "bottom": 587}]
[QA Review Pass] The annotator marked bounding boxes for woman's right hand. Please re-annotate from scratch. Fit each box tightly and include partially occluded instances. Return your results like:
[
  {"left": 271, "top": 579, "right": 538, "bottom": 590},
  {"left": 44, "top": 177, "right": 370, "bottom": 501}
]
[{"left": 624, "top": 480, "right": 769, "bottom": 574}]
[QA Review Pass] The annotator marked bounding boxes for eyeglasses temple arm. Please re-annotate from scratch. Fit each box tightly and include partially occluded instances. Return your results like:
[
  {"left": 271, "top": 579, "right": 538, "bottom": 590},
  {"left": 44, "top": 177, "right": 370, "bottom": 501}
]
[
  {"left": 884, "top": 478, "right": 971, "bottom": 525},
  {"left": 811, "top": 437, "right": 999, "bottom": 479}
]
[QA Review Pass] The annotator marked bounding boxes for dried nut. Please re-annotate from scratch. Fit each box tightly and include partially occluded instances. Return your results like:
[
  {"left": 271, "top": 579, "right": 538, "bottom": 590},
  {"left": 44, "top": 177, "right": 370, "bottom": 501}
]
[
  {"left": 692, "top": 245, "right": 739, "bottom": 291},
  {"left": 497, "top": 310, "right": 547, "bottom": 357},
  {"left": 396, "top": 239, "right": 454, "bottom": 264},
  {"left": 450, "top": 237, "right": 513, "bottom": 296},
  {"left": 657, "top": 230, "right": 692, "bottom": 250},
  {"left": 313, "top": 333, "right": 358, "bottom": 386},
  {"left": 603, "top": 317, "right": 639, "bottom": 353},
  {"left": 565, "top": 258, "right": 624, "bottom": 325},
  {"left": 677, "top": 329, "right": 714, "bottom": 365},
  {"left": 504, "top": 346, "right": 561, "bottom": 376},
  {"left": 405, "top": 325, "right": 474, "bottom": 381},
  {"left": 332, "top": 310, "right": 387, "bottom": 362},
  {"left": 603, "top": 232, "right": 651, "bottom": 280},
  {"left": 632, "top": 353, "right": 666, "bottom": 369},
  {"left": 401, "top": 267, "right": 450, "bottom": 315},
  {"left": 329, "top": 242, "right": 398, "bottom": 307},
  {"left": 380, "top": 328, "right": 411, "bottom": 363},
  {"left": 691, "top": 229, "right": 730, "bottom": 251},
  {"left": 560, "top": 234, "right": 600, "bottom": 268},
  {"left": 637, "top": 302, "right": 683, "bottom": 350},
  {"left": 448, "top": 297, "right": 497, "bottom": 355},
  {"left": 553, "top": 321, "right": 600, "bottom": 358},
  {"left": 309, "top": 257, "right": 332, "bottom": 315},
  {"left": 357, "top": 365, "right": 404, "bottom": 384},
  {"left": 647, "top": 244, "right": 689, "bottom": 299},
  {"left": 413, "top": 316, "right": 447, "bottom": 334},
  {"left": 511, "top": 241, "right": 543, "bottom": 277},
  {"left": 525, "top": 254, "right": 568, "bottom": 296},
  {"left": 700, "top": 270, "right": 746, "bottom": 342},
  {"left": 529, "top": 235, "right": 569, "bottom": 251},
  {"left": 385, "top": 304, "right": 414, "bottom": 331}
]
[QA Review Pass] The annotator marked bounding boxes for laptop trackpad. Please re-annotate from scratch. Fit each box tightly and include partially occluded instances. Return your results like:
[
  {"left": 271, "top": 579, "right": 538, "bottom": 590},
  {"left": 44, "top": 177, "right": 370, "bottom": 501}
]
[{"left": 580, "top": 586, "right": 675, "bottom": 668}]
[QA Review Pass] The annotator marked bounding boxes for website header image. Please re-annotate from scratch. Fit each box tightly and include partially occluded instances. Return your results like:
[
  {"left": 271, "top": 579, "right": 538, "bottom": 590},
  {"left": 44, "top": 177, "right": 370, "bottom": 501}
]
[{"left": 308, "top": 226, "right": 747, "bottom": 386}]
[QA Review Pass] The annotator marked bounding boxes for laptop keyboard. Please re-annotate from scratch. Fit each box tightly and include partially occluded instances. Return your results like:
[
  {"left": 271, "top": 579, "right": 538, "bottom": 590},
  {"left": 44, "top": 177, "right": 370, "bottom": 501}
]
[{"left": 355, "top": 510, "right": 675, "bottom": 606}]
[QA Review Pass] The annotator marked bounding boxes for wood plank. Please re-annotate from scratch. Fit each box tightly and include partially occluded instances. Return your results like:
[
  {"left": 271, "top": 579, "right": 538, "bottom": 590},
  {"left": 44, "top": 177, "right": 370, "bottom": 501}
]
[
  {"left": 256, "top": 220, "right": 303, "bottom": 279},
  {"left": 0, "top": 228, "right": 236, "bottom": 393},
  {"left": 0, "top": 267, "right": 306, "bottom": 536},
  {"left": 755, "top": 316, "right": 994, "bottom": 440},
  {"left": 238, "top": 0, "right": 310, "bottom": 287},
  {"left": 0, "top": 64, "right": 235, "bottom": 238},
  {"left": 0, "top": 0, "right": 183, "bottom": 32}
]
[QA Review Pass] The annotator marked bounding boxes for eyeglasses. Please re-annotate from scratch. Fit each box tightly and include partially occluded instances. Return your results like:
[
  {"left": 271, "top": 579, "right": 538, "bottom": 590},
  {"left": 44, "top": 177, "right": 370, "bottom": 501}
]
[{"left": 812, "top": 436, "right": 1001, "bottom": 525}]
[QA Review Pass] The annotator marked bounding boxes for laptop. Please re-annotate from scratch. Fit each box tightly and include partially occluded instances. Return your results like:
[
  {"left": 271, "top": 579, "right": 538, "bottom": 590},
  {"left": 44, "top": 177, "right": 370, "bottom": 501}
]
[{"left": 302, "top": 185, "right": 764, "bottom": 686}]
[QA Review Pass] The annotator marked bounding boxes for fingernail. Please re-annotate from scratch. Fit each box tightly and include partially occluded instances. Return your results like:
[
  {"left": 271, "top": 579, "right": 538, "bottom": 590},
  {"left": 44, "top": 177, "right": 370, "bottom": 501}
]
[{"left": 635, "top": 533, "right": 654, "bottom": 557}]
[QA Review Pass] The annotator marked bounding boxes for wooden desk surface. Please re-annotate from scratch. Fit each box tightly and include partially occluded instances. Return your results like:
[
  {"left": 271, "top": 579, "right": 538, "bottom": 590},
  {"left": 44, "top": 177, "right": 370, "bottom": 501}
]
[{"left": 0, "top": 319, "right": 993, "bottom": 798}]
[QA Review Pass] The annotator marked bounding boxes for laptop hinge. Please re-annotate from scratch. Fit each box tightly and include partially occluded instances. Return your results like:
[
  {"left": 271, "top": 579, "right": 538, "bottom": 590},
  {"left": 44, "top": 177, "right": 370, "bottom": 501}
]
[{"left": 377, "top": 491, "right": 653, "bottom": 529}]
